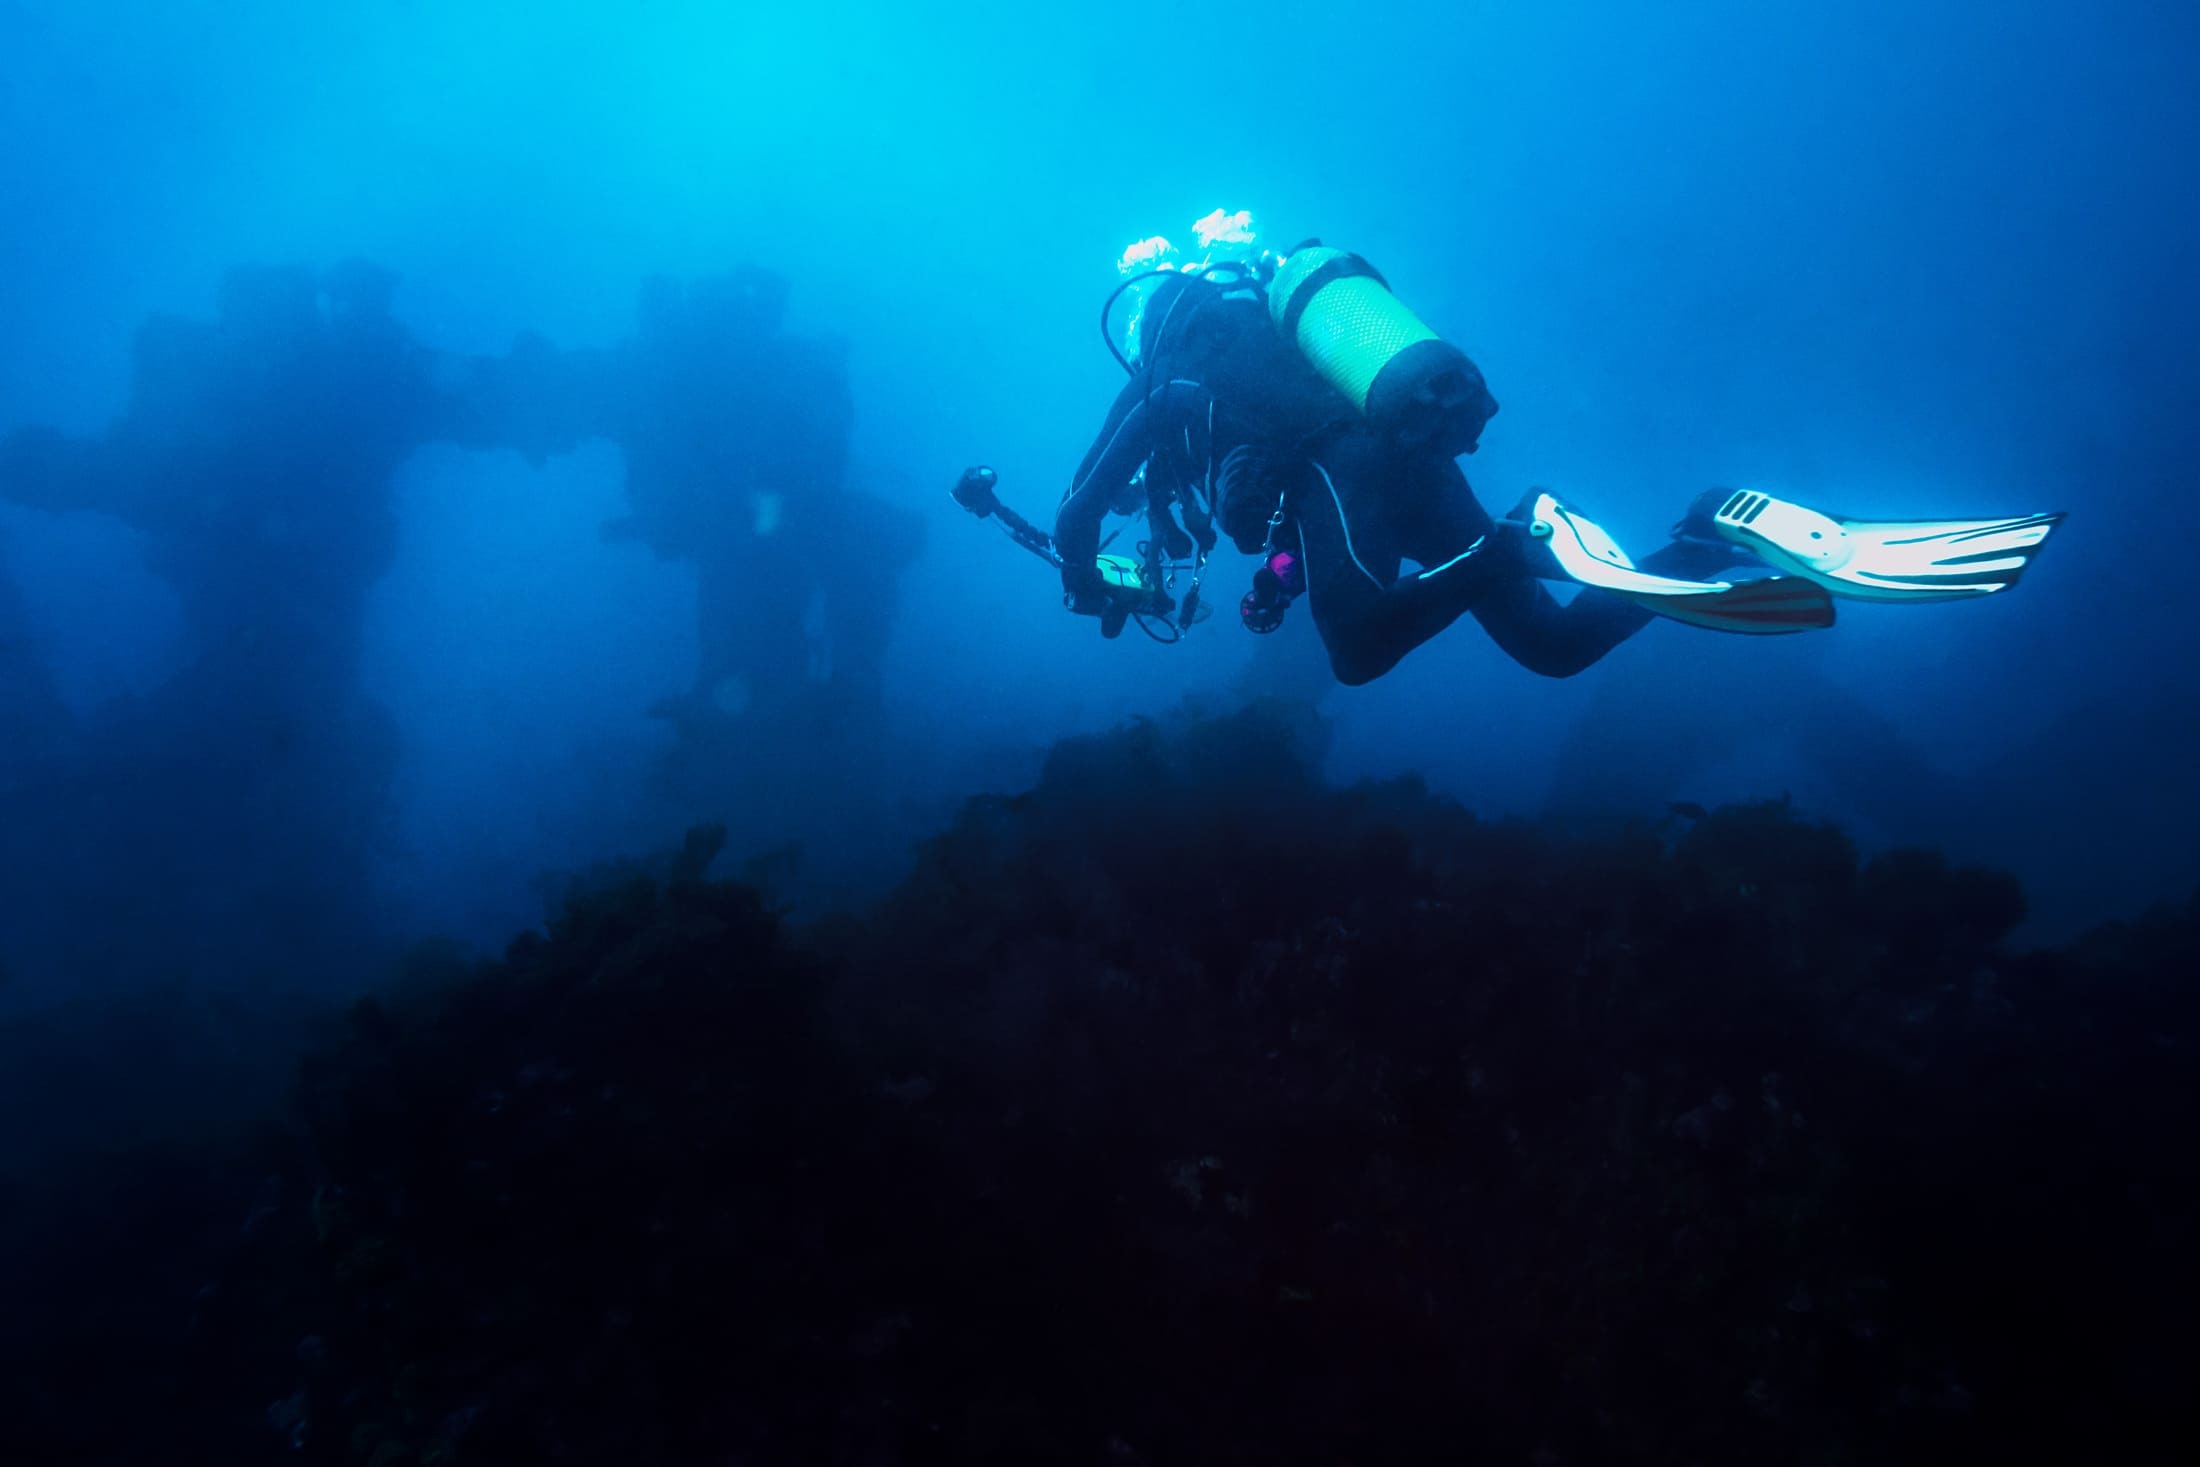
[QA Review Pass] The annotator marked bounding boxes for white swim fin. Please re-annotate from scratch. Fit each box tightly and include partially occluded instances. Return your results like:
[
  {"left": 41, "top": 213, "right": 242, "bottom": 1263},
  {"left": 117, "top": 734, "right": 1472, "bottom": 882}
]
[
  {"left": 1709, "top": 490, "right": 2063, "bottom": 601},
  {"left": 1528, "top": 492, "right": 1834, "bottom": 635}
]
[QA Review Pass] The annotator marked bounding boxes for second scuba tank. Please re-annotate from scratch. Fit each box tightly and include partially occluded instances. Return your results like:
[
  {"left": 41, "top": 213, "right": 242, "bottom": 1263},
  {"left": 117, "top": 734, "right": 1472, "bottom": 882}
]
[{"left": 1267, "top": 246, "right": 1498, "bottom": 456}]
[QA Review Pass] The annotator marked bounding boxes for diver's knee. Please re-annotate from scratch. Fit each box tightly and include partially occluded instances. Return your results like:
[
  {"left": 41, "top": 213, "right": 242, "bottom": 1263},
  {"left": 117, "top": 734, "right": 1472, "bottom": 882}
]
[
  {"left": 1513, "top": 645, "right": 1601, "bottom": 679},
  {"left": 1326, "top": 641, "right": 1396, "bottom": 687}
]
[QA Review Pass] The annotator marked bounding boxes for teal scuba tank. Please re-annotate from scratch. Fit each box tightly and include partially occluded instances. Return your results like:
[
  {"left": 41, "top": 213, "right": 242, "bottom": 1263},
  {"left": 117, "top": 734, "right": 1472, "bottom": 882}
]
[{"left": 1266, "top": 246, "right": 1498, "bottom": 456}]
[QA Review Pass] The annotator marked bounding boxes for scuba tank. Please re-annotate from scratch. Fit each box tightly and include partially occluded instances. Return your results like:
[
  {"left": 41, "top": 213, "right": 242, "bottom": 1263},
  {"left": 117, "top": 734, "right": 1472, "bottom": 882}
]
[{"left": 1266, "top": 245, "right": 1498, "bottom": 457}]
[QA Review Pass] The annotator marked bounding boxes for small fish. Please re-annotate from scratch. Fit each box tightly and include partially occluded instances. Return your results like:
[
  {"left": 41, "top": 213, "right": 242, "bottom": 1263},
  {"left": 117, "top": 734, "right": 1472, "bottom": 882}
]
[{"left": 1667, "top": 800, "right": 1709, "bottom": 822}]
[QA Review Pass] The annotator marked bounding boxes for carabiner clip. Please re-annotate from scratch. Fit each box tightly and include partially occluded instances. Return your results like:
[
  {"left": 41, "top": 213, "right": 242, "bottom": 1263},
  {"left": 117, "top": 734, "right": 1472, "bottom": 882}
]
[{"left": 1260, "top": 488, "right": 1289, "bottom": 556}]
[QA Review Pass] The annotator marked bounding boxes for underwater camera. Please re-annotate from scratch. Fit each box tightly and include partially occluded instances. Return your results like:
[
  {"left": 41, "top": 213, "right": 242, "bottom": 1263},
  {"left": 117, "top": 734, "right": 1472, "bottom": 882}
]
[
  {"left": 948, "top": 466, "right": 1209, "bottom": 642},
  {"left": 951, "top": 465, "right": 1004, "bottom": 518}
]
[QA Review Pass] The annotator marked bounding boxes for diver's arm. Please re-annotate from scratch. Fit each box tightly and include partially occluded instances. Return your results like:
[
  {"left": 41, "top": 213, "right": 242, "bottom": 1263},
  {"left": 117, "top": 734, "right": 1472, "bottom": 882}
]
[
  {"left": 1055, "top": 376, "right": 1152, "bottom": 607},
  {"left": 1054, "top": 375, "right": 1213, "bottom": 608}
]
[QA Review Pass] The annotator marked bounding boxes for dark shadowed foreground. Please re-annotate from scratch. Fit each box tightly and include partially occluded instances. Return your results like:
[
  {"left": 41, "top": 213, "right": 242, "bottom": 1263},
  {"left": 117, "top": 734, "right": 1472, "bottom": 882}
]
[{"left": 1, "top": 703, "right": 2192, "bottom": 1465}]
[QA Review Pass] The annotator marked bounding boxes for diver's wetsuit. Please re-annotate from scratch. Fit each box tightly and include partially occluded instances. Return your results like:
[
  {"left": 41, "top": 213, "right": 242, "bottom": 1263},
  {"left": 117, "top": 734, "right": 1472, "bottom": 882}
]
[{"left": 1055, "top": 275, "right": 1731, "bottom": 683}]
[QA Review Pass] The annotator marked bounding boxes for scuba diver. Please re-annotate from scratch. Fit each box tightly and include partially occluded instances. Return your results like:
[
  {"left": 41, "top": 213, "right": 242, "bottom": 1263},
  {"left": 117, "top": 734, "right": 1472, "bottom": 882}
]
[{"left": 953, "top": 209, "right": 2063, "bottom": 683}]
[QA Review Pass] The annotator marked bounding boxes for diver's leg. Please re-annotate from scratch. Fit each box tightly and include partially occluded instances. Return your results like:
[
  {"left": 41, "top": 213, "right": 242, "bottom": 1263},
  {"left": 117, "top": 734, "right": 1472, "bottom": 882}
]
[
  {"left": 1466, "top": 525, "right": 1751, "bottom": 677},
  {"left": 1463, "top": 569, "right": 1657, "bottom": 678},
  {"left": 1293, "top": 449, "right": 1507, "bottom": 686},
  {"left": 1295, "top": 454, "right": 1758, "bottom": 683}
]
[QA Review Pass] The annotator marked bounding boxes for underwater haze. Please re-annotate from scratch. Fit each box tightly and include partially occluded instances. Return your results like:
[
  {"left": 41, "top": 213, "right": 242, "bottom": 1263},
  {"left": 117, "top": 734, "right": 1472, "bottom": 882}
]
[
  {"left": 4, "top": 0, "right": 2196, "bottom": 963},
  {"left": 2, "top": 0, "right": 2198, "bottom": 1461}
]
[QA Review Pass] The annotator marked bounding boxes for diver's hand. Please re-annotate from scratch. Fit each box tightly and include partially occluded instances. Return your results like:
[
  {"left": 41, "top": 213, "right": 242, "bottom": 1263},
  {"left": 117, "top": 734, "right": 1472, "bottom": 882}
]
[
  {"left": 1062, "top": 561, "right": 1109, "bottom": 612},
  {"left": 1064, "top": 581, "right": 1131, "bottom": 638}
]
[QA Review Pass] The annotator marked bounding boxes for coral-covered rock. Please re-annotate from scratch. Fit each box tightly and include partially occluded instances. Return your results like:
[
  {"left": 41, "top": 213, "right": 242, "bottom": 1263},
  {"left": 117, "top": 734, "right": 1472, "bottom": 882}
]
[{"left": 2, "top": 704, "right": 2194, "bottom": 1465}]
